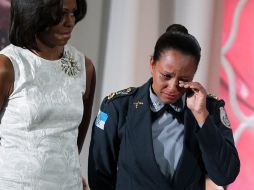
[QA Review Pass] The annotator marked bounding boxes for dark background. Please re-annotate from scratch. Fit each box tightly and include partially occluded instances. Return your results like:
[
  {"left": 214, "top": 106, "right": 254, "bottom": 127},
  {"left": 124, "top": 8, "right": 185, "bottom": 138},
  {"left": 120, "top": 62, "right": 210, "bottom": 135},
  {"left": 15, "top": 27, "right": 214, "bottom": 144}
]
[{"left": 0, "top": 0, "right": 11, "bottom": 50}]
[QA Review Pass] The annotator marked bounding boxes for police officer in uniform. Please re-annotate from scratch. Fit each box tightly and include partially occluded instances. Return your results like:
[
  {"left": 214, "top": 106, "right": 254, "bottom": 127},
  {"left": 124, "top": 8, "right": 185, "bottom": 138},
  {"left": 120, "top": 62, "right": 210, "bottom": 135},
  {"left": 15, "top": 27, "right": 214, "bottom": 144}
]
[{"left": 88, "top": 24, "right": 240, "bottom": 190}]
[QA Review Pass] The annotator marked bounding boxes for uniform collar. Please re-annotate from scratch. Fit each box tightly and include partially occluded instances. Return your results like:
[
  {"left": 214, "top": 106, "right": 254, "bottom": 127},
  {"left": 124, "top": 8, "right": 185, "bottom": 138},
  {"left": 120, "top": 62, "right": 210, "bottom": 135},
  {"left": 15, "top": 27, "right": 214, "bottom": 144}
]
[{"left": 149, "top": 87, "right": 165, "bottom": 112}]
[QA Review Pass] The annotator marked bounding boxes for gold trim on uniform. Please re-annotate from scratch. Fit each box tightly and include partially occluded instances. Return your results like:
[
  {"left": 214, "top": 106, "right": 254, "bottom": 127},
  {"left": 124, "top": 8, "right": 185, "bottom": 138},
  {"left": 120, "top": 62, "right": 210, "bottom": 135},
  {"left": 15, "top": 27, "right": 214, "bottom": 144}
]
[
  {"left": 207, "top": 93, "right": 220, "bottom": 100},
  {"left": 107, "top": 87, "right": 134, "bottom": 100},
  {"left": 107, "top": 92, "right": 116, "bottom": 100}
]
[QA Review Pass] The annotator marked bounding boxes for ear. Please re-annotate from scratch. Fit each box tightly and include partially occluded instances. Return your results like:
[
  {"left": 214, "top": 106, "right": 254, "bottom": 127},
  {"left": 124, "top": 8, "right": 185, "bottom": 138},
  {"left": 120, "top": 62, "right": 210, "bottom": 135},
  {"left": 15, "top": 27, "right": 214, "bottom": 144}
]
[{"left": 149, "top": 56, "right": 155, "bottom": 74}]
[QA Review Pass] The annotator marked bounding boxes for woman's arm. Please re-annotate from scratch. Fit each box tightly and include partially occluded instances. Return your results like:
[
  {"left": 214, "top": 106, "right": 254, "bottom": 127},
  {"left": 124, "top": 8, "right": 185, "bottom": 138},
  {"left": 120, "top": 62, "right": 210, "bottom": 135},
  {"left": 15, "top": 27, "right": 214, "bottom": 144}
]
[
  {"left": 196, "top": 99, "right": 240, "bottom": 186},
  {"left": 77, "top": 56, "right": 96, "bottom": 153},
  {"left": 179, "top": 81, "right": 240, "bottom": 185},
  {"left": 0, "top": 55, "right": 14, "bottom": 111}
]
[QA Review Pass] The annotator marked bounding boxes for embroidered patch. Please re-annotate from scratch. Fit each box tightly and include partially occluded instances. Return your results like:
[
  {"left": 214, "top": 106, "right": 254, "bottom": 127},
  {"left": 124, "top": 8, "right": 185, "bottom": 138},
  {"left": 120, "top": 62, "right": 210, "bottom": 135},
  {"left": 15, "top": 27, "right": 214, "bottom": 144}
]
[
  {"left": 219, "top": 107, "right": 231, "bottom": 128},
  {"left": 95, "top": 110, "right": 108, "bottom": 130}
]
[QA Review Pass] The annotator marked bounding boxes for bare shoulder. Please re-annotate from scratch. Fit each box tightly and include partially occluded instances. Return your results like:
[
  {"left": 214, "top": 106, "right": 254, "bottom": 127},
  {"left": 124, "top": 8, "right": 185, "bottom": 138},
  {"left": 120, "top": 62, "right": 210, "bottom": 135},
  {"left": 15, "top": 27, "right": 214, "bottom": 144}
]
[
  {"left": 0, "top": 54, "right": 14, "bottom": 83},
  {"left": 84, "top": 56, "right": 96, "bottom": 98},
  {"left": 84, "top": 56, "right": 96, "bottom": 82},
  {"left": 84, "top": 56, "right": 95, "bottom": 75},
  {"left": 0, "top": 54, "right": 13, "bottom": 72},
  {"left": 0, "top": 54, "right": 14, "bottom": 109}
]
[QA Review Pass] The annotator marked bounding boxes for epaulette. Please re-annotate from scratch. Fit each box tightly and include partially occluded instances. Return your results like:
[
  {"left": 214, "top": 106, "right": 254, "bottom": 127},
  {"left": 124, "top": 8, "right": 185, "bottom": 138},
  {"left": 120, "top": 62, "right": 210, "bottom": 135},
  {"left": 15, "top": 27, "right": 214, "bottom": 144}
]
[
  {"left": 207, "top": 93, "right": 220, "bottom": 100},
  {"left": 107, "top": 87, "right": 136, "bottom": 101}
]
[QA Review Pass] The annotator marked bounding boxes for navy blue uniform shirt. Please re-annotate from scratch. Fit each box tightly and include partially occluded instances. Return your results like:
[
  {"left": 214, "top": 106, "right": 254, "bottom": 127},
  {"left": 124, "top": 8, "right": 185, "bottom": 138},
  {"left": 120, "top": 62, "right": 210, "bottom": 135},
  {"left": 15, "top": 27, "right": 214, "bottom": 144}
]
[{"left": 88, "top": 79, "right": 240, "bottom": 190}]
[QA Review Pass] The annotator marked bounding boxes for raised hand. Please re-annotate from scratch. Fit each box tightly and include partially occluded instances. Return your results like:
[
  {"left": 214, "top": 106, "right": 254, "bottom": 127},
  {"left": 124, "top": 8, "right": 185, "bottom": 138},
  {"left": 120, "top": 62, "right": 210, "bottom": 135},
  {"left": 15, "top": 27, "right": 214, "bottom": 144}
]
[{"left": 179, "top": 81, "right": 209, "bottom": 126}]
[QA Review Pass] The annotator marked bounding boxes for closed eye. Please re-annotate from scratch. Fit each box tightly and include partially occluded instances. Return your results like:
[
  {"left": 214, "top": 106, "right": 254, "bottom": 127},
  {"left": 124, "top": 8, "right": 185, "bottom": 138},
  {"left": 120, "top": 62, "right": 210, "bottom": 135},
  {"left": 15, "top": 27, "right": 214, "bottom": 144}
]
[{"left": 180, "top": 79, "right": 191, "bottom": 82}]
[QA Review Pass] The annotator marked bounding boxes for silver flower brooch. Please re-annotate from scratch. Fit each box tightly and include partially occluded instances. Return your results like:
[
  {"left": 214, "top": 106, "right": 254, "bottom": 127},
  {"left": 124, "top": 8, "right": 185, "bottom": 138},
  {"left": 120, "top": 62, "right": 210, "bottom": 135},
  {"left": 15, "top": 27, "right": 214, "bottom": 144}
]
[{"left": 61, "top": 51, "right": 80, "bottom": 77}]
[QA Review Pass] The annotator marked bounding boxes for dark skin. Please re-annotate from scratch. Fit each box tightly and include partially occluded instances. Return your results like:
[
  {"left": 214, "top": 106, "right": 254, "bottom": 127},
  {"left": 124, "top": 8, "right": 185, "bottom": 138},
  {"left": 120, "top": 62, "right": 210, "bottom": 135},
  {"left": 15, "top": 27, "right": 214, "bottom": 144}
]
[
  {"left": 0, "top": 0, "right": 94, "bottom": 189},
  {"left": 0, "top": 0, "right": 95, "bottom": 153},
  {"left": 0, "top": 55, "right": 13, "bottom": 110},
  {"left": 150, "top": 49, "right": 209, "bottom": 126},
  {"left": 78, "top": 56, "right": 96, "bottom": 153},
  {"left": 0, "top": 54, "right": 96, "bottom": 154},
  {"left": 0, "top": 56, "right": 94, "bottom": 190}
]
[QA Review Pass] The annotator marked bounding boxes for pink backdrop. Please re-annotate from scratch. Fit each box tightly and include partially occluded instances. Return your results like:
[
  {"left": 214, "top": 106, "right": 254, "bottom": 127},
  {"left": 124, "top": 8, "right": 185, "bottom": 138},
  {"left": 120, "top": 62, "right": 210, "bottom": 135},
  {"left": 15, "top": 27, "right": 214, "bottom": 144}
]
[{"left": 220, "top": 0, "right": 254, "bottom": 189}]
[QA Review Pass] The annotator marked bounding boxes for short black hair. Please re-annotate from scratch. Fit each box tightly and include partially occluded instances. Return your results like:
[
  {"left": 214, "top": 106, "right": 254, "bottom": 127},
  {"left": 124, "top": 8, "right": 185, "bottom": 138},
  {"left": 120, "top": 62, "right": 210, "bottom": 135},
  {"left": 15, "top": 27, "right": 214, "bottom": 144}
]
[
  {"left": 9, "top": 0, "right": 87, "bottom": 50},
  {"left": 153, "top": 24, "right": 201, "bottom": 65}
]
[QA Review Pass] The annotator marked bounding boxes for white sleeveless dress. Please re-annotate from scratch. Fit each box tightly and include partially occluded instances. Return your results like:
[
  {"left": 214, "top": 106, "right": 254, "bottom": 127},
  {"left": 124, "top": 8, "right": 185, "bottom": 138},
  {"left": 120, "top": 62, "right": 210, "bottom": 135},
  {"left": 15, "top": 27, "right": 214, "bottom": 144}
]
[{"left": 0, "top": 44, "right": 86, "bottom": 190}]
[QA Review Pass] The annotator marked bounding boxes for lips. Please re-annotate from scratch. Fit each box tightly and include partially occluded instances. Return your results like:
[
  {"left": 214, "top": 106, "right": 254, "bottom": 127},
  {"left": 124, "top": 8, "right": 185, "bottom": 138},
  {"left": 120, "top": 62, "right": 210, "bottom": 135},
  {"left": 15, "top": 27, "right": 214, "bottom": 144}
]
[
  {"left": 59, "top": 30, "right": 72, "bottom": 38},
  {"left": 61, "top": 32, "right": 71, "bottom": 38},
  {"left": 161, "top": 92, "right": 178, "bottom": 100}
]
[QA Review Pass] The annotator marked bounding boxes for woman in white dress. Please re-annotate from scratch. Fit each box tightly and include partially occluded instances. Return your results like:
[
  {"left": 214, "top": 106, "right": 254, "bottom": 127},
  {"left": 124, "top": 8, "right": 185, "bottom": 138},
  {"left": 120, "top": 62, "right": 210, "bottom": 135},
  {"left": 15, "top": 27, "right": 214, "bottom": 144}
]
[{"left": 0, "top": 0, "right": 95, "bottom": 189}]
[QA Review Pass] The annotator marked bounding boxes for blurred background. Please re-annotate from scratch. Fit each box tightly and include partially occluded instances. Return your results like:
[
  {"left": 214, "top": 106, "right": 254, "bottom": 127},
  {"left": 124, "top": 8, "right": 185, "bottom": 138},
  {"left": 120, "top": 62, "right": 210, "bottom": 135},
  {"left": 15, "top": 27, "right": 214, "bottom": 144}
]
[{"left": 1, "top": 0, "right": 253, "bottom": 189}]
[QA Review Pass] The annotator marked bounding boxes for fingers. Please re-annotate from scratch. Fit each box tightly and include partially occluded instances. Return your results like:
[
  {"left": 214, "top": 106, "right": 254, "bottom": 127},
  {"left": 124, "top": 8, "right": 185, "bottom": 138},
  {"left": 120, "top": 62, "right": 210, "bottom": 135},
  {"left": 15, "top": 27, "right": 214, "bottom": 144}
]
[
  {"left": 82, "top": 176, "right": 89, "bottom": 190},
  {"left": 179, "top": 81, "right": 206, "bottom": 94}
]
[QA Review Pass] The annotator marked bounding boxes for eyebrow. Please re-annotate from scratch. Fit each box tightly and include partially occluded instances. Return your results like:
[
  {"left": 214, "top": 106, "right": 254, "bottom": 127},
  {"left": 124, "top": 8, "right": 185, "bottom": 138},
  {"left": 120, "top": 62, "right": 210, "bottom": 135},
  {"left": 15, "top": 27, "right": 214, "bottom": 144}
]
[
  {"left": 160, "top": 71, "right": 192, "bottom": 80},
  {"left": 160, "top": 71, "right": 174, "bottom": 77}
]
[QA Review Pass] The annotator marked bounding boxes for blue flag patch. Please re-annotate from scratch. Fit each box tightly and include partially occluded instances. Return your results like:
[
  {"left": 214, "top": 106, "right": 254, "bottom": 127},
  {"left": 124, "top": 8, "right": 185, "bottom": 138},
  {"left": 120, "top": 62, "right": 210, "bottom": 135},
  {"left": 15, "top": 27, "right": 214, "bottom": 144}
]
[{"left": 95, "top": 110, "right": 108, "bottom": 130}]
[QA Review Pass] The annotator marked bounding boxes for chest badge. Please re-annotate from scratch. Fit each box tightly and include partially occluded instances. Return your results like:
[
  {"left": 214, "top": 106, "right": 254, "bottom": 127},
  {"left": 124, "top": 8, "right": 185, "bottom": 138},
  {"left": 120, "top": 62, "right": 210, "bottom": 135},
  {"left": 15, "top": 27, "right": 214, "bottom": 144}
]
[{"left": 133, "top": 101, "right": 144, "bottom": 109}]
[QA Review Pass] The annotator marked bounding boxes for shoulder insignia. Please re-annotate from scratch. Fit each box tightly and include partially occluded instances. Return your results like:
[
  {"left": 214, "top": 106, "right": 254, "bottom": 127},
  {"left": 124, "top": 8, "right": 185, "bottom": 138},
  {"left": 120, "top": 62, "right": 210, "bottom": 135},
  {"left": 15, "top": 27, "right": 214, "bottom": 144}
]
[
  {"left": 207, "top": 93, "right": 220, "bottom": 100},
  {"left": 107, "top": 87, "right": 135, "bottom": 100},
  {"left": 219, "top": 107, "right": 231, "bottom": 128},
  {"left": 107, "top": 92, "right": 116, "bottom": 100},
  {"left": 95, "top": 110, "right": 108, "bottom": 130}
]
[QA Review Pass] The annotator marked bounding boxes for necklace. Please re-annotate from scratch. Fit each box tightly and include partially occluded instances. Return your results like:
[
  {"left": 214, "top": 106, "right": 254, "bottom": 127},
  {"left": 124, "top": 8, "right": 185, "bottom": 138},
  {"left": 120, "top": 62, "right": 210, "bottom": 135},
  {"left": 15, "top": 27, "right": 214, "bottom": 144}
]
[{"left": 60, "top": 50, "right": 80, "bottom": 77}]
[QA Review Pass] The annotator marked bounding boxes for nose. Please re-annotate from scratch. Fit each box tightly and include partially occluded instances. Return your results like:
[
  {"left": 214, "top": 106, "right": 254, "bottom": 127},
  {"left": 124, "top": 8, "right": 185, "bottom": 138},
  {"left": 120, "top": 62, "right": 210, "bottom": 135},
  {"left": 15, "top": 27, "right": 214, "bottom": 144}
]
[{"left": 167, "top": 79, "right": 180, "bottom": 92}]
